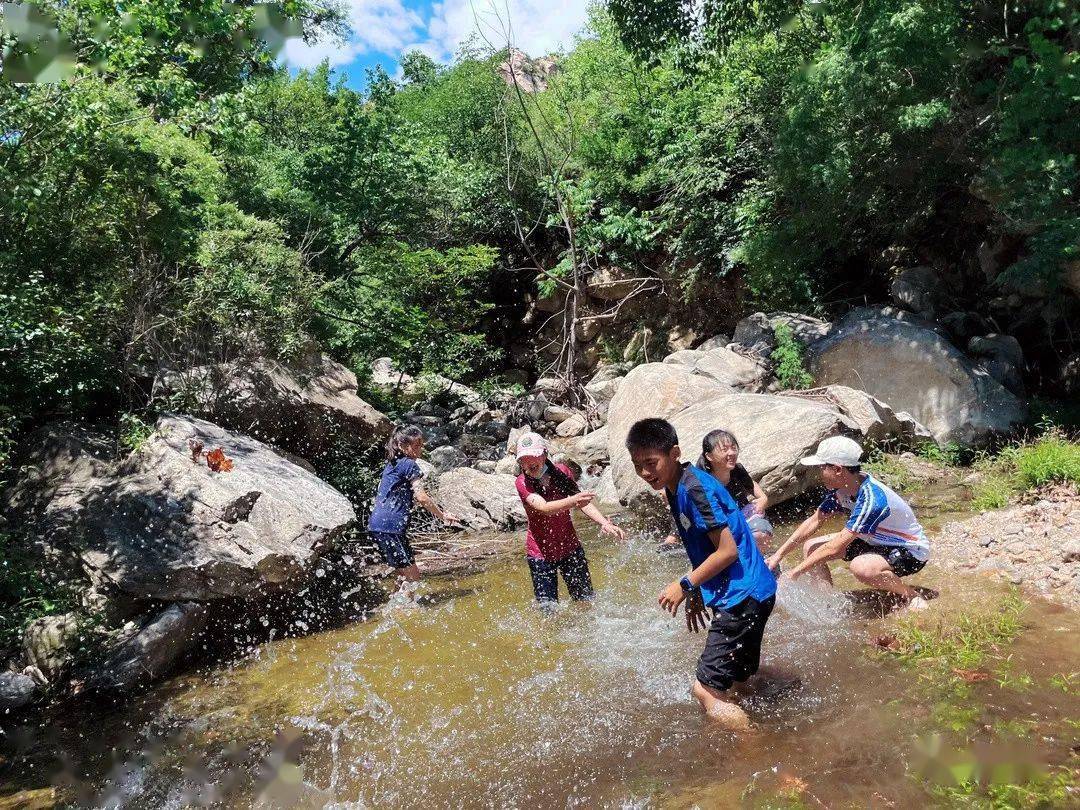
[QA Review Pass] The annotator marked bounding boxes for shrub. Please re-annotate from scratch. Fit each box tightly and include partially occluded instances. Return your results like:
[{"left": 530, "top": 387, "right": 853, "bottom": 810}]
[
  {"left": 1014, "top": 431, "right": 1080, "bottom": 489},
  {"left": 770, "top": 322, "right": 813, "bottom": 390},
  {"left": 0, "top": 532, "right": 78, "bottom": 649},
  {"left": 916, "top": 441, "right": 965, "bottom": 467},
  {"left": 118, "top": 413, "right": 155, "bottom": 454},
  {"left": 865, "top": 453, "right": 915, "bottom": 493}
]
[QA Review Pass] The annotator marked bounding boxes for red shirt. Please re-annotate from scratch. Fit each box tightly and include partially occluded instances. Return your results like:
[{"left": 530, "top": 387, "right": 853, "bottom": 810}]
[{"left": 515, "top": 463, "right": 581, "bottom": 561}]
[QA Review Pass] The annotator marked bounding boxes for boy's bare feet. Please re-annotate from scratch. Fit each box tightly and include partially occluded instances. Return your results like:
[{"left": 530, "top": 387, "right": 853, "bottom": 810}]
[
  {"left": 906, "top": 595, "right": 930, "bottom": 611},
  {"left": 692, "top": 680, "right": 751, "bottom": 730}
]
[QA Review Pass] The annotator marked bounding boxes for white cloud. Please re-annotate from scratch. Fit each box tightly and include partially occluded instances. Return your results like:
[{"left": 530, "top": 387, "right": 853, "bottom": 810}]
[
  {"left": 284, "top": 0, "right": 591, "bottom": 71},
  {"left": 426, "top": 0, "right": 591, "bottom": 60},
  {"left": 284, "top": 0, "right": 426, "bottom": 69}
]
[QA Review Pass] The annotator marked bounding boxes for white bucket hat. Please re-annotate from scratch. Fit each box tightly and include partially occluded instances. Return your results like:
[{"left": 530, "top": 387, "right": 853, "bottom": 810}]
[{"left": 800, "top": 436, "right": 863, "bottom": 467}]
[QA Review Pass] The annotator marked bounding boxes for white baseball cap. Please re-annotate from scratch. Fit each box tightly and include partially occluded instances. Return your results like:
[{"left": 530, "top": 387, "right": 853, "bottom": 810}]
[
  {"left": 800, "top": 436, "right": 863, "bottom": 467},
  {"left": 515, "top": 431, "right": 548, "bottom": 459}
]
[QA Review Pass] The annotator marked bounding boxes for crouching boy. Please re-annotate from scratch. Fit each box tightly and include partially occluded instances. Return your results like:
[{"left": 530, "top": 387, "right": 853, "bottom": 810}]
[
  {"left": 766, "top": 436, "right": 930, "bottom": 610},
  {"left": 626, "top": 418, "right": 777, "bottom": 729}
]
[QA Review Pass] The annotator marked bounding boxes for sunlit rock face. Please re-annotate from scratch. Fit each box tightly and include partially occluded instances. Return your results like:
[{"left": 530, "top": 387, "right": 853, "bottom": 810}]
[
  {"left": 89, "top": 602, "right": 210, "bottom": 691},
  {"left": 809, "top": 311, "right": 1026, "bottom": 446},
  {"left": 434, "top": 467, "right": 526, "bottom": 532},
  {"left": 155, "top": 351, "right": 392, "bottom": 463},
  {"left": 497, "top": 48, "right": 559, "bottom": 93},
  {"left": 16, "top": 414, "right": 356, "bottom": 602}
]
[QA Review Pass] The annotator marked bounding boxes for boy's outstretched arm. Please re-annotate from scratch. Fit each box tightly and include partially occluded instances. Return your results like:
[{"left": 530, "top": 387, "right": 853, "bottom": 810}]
[
  {"left": 766, "top": 510, "right": 826, "bottom": 570},
  {"left": 658, "top": 527, "right": 738, "bottom": 619},
  {"left": 579, "top": 502, "right": 627, "bottom": 540},
  {"left": 786, "top": 527, "right": 856, "bottom": 579}
]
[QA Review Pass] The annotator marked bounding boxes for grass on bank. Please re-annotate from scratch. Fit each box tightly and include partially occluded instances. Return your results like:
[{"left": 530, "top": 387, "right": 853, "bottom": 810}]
[
  {"left": 970, "top": 428, "right": 1080, "bottom": 510},
  {"left": 873, "top": 592, "right": 1080, "bottom": 806},
  {"left": 928, "top": 768, "right": 1079, "bottom": 810},
  {"left": 884, "top": 591, "right": 1026, "bottom": 678},
  {"left": 868, "top": 427, "right": 1080, "bottom": 510}
]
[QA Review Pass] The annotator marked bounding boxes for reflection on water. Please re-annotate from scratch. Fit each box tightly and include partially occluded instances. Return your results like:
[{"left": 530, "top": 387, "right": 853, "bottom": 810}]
[{"left": 3, "top": 512, "right": 1079, "bottom": 808}]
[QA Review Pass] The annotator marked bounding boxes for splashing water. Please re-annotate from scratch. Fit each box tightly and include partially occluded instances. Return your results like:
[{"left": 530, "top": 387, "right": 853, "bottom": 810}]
[
  {"left": 5, "top": 521, "right": 1079, "bottom": 808},
  {"left": 775, "top": 576, "right": 850, "bottom": 629}
]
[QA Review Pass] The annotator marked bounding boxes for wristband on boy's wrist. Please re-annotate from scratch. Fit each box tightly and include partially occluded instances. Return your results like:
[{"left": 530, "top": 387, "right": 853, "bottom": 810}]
[{"left": 679, "top": 575, "right": 697, "bottom": 593}]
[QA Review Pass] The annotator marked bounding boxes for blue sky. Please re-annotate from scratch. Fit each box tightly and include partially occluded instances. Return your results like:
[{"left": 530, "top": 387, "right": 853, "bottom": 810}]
[{"left": 282, "top": 0, "right": 593, "bottom": 89}]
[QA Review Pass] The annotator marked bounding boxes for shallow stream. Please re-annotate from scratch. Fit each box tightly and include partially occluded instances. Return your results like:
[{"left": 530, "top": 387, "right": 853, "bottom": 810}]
[{"left": 4, "top": 490, "right": 1079, "bottom": 808}]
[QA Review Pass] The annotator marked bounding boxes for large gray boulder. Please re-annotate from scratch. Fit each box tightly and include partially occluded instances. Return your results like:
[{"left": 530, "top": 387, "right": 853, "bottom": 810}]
[
  {"left": 592, "top": 467, "right": 621, "bottom": 506},
  {"left": 429, "top": 445, "right": 469, "bottom": 474},
  {"left": 606, "top": 363, "right": 734, "bottom": 498},
  {"left": 610, "top": 392, "right": 858, "bottom": 506},
  {"left": 586, "top": 266, "right": 659, "bottom": 301},
  {"left": 72, "top": 415, "right": 356, "bottom": 601},
  {"left": 968, "top": 334, "right": 1024, "bottom": 371},
  {"left": 890, "top": 266, "right": 943, "bottom": 317},
  {"left": 155, "top": 352, "right": 391, "bottom": 462},
  {"left": 90, "top": 602, "right": 209, "bottom": 692},
  {"left": 555, "top": 413, "right": 588, "bottom": 437},
  {"left": 779, "top": 386, "right": 933, "bottom": 445},
  {"left": 663, "top": 347, "right": 768, "bottom": 391},
  {"left": 695, "top": 334, "right": 732, "bottom": 352},
  {"left": 435, "top": 468, "right": 526, "bottom": 532},
  {"left": 23, "top": 613, "right": 81, "bottom": 680},
  {"left": 1, "top": 422, "right": 118, "bottom": 555},
  {"left": 559, "top": 425, "right": 610, "bottom": 466},
  {"left": 370, "top": 358, "right": 484, "bottom": 409},
  {"left": 809, "top": 312, "right": 1026, "bottom": 444},
  {"left": 583, "top": 368, "right": 626, "bottom": 422},
  {"left": 731, "top": 312, "right": 831, "bottom": 357}
]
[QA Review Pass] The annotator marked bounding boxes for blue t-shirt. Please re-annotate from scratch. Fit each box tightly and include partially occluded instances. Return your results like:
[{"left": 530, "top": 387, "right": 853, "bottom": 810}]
[
  {"left": 664, "top": 463, "right": 777, "bottom": 610},
  {"left": 368, "top": 457, "right": 423, "bottom": 534}
]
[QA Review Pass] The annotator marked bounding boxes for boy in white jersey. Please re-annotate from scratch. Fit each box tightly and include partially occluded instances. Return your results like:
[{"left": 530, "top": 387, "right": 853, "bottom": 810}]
[{"left": 767, "top": 436, "right": 930, "bottom": 610}]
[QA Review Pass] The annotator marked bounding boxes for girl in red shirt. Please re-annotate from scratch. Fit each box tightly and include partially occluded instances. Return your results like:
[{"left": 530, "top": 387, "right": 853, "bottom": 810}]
[{"left": 513, "top": 432, "right": 626, "bottom": 603}]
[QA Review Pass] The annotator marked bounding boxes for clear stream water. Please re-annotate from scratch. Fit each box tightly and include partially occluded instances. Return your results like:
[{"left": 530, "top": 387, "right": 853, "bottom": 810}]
[{"left": 3, "top": 490, "right": 1079, "bottom": 808}]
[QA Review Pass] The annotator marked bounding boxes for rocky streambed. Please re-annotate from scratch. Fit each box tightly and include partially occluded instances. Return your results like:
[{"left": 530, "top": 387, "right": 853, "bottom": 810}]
[{"left": 0, "top": 305, "right": 1058, "bottom": 719}]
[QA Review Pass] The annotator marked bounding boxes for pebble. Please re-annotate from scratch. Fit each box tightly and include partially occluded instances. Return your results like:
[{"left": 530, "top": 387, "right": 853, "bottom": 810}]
[{"left": 934, "top": 489, "right": 1079, "bottom": 609}]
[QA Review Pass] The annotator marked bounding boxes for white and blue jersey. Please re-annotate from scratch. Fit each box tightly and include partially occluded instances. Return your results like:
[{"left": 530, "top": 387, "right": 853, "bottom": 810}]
[
  {"left": 664, "top": 463, "right": 777, "bottom": 610},
  {"left": 820, "top": 474, "right": 930, "bottom": 561}
]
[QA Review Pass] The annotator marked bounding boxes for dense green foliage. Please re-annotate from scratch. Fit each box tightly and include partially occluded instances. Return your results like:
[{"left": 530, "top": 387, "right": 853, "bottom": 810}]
[{"left": 2, "top": 0, "right": 1077, "bottom": 454}]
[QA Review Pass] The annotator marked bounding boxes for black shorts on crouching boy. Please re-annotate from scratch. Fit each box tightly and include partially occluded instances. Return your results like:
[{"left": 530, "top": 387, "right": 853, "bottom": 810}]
[
  {"left": 842, "top": 538, "right": 926, "bottom": 578},
  {"left": 696, "top": 595, "right": 775, "bottom": 691}
]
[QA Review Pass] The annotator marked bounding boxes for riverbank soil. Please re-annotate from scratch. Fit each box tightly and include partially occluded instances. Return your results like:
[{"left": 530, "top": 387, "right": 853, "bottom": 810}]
[{"left": 934, "top": 485, "right": 1080, "bottom": 608}]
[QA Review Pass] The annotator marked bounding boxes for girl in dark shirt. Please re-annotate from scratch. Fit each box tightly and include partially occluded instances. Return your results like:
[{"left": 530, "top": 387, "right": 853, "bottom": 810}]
[
  {"left": 660, "top": 429, "right": 774, "bottom": 556},
  {"left": 368, "top": 425, "right": 460, "bottom": 585}
]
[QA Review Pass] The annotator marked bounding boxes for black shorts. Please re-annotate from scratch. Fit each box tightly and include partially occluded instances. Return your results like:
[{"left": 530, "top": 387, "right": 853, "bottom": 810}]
[
  {"left": 843, "top": 538, "right": 926, "bottom": 577},
  {"left": 696, "top": 595, "right": 775, "bottom": 692},
  {"left": 370, "top": 530, "right": 414, "bottom": 569},
  {"left": 526, "top": 546, "right": 594, "bottom": 602}
]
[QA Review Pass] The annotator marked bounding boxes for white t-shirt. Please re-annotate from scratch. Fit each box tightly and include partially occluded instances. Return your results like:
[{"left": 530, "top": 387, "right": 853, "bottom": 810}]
[{"left": 819, "top": 474, "right": 930, "bottom": 561}]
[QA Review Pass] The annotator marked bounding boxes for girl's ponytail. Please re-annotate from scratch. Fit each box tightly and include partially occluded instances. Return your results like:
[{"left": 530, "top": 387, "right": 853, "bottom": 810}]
[{"left": 386, "top": 424, "right": 424, "bottom": 461}]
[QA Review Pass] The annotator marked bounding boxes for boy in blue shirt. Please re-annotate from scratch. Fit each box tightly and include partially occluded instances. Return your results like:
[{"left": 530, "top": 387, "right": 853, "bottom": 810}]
[{"left": 626, "top": 418, "right": 777, "bottom": 730}]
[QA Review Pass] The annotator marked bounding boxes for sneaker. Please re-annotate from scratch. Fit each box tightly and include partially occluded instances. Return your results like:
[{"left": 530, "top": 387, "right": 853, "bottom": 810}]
[{"left": 907, "top": 595, "right": 930, "bottom": 611}]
